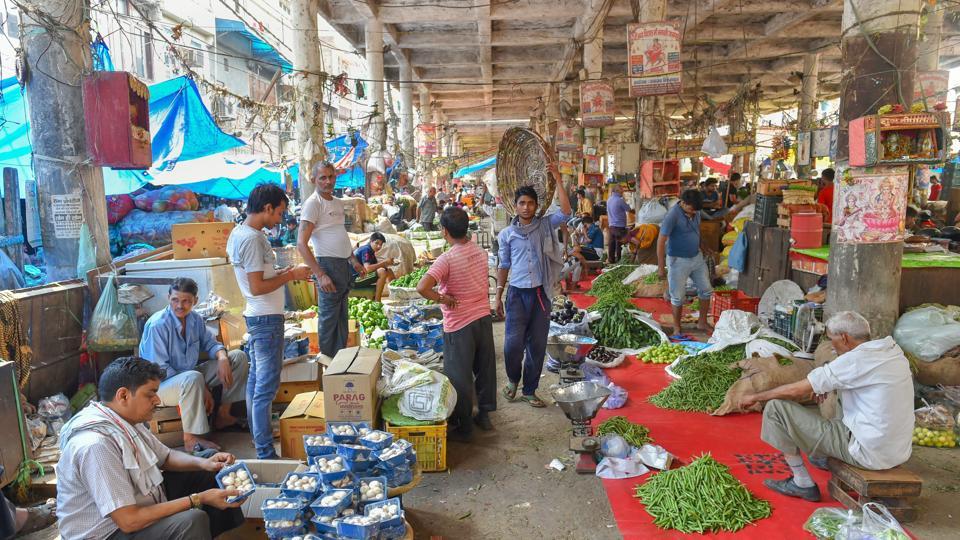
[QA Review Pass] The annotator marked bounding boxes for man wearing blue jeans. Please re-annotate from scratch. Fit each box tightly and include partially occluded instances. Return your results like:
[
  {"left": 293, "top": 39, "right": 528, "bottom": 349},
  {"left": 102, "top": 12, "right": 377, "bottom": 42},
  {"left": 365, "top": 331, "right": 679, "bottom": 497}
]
[
  {"left": 657, "top": 189, "right": 713, "bottom": 337},
  {"left": 227, "top": 184, "right": 311, "bottom": 458},
  {"left": 495, "top": 169, "right": 571, "bottom": 408},
  {"left": 297, "top": 161, "right": 367, "bottom": 357}
]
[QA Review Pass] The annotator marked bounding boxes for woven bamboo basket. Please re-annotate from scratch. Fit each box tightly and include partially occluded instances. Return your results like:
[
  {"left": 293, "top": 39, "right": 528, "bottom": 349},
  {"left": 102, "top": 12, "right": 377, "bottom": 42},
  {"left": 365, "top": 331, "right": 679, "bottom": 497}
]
[{"left": 496, "top": 127, "right": 557, "bottom": 217}]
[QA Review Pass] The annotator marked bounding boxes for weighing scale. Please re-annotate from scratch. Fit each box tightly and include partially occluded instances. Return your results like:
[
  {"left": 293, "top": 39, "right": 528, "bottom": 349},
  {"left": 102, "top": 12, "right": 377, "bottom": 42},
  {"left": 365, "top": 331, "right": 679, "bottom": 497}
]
[
  {"left": 545, "top": 334, "right": 597, "bottom": 385},
  {"left": 551, "top": 381, "right": 612, "bottom": 474}
]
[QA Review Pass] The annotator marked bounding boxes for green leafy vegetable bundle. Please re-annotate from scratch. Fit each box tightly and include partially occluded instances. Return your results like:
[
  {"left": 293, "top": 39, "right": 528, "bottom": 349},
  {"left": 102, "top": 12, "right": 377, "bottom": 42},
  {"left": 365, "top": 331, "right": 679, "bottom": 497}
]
[
  {"left": 635, "top": 454, "right": 771, "bottom": 533},
  {"left": 649, "top": 344, "right": 746, "bottom": 412}
]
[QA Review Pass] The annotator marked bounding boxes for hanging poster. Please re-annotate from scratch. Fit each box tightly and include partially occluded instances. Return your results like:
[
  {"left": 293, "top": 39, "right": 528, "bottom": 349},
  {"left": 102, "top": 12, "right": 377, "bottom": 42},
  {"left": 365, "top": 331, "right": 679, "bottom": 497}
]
[
  {"left": 913, "top": 70, "right": 949, "bottom": 106},
  {"left": 51, "top": 193, "right": 83, "bottom": 239},
  {"left": 668, "top": 137, "right": 705, "bottom": 159},
  {"left": 584, "top": 155, "right": 602, "bottom": 175},
  {"left": 727, "top": 131, "right": 756, "bottom": 155},
  {"left": 796, "top": 131, "right": 812, "bottom": 166},
  {"left": 556, "top": 122, "right": 581, "bottom": 151},
  {"left": 580, "top": 81, "right": 616, "bottom": 127},
  {"left": 954, "top": 96, "right": 960, "bottom": 132},
  {"left": 627, "top": 22, "right": 682, "bottom": 97},
  {"left": 811, "top": 128, "right": 832, "bottom": 157},
  {"left": 834, "top": 166, "right": 909, "bottom": 244},
  {"left": 417, "top": 124, "right": 437, "bottom": 156}
]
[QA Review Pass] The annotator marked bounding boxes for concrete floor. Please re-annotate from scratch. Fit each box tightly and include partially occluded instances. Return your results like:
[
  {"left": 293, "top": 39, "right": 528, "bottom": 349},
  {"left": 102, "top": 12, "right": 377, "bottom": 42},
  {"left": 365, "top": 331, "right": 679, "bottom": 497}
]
[{"left": 17, "top": 319, "right": 960, "bottom": 539}]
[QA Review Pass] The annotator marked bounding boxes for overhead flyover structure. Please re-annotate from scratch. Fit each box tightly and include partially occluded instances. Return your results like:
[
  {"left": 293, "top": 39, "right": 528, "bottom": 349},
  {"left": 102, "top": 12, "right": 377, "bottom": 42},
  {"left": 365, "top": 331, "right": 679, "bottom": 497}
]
[{"left": 317, "top": 0, "right": 960, "bottom": 154}]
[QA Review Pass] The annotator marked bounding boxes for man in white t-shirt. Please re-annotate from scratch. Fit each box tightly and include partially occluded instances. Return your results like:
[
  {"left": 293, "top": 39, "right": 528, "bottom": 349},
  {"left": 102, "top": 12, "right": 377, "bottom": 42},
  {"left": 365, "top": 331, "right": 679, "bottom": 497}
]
[
  {"left": 226, "top": 184, "right": 310, "bottom": 459},
  {"left": 740, "top": 311, "right": 914, "bottom": 502},
  {"left": 297, "top": 162, "right": 366, "bottom": 357}
]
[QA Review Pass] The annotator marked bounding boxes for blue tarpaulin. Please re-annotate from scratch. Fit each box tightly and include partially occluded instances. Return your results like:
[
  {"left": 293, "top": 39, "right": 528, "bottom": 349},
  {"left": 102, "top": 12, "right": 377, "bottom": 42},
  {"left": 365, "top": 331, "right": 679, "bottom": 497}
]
[
  {"left": 216, "top": 19, "right": 292, "bottom": 73},
  {"left": 0, "top": 74, "right": 246, "bottom": 196},
  {"left": 454, "top": 155, "right": 496, "bottom": 178},
  {"left": 326, "top": 133, "right": 368, "bottom": 189}
]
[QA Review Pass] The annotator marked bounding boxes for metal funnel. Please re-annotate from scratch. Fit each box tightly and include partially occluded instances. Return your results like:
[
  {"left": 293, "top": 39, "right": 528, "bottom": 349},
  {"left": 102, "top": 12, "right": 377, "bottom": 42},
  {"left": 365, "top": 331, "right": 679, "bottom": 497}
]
[
  {"left": 546, "top": 334, "right": 597, "bottom": 364},
  {"left": 551, "top": 381, "right": 611, "bottom": 423}
]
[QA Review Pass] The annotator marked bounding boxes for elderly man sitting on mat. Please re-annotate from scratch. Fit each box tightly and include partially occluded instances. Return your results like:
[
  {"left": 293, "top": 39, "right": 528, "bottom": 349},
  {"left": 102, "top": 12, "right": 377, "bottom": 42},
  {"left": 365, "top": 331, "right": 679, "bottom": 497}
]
[{"left": 739, "top": 311, "right": 914, "bottom": 502}]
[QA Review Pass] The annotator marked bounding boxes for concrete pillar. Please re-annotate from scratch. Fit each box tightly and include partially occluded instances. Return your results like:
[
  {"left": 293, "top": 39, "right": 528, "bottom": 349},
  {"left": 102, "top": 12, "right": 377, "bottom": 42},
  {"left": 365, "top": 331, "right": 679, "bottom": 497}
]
[
  {"left": 400, "top": 65, "right": 415, "bottom": 168},
  {"left": 22, "top": 0, "right": 111, "bottom": 280},
  {"left": 828, "top": 0, "right": 922, "bottom": 337},
  {"left": 433, "top": 109, "right": 444, "bottom": 159},
  {"left": 639, "top": 0, "right": 667, "bottom": 161},
  {"left": 292, "top": 0, "right": 324, "bottom": 201},
  {"left": 797, "top": 53, "right": 820, "bottom": 178},
  {"left": 918, "top": 5, "right": 944, "bottom": 72},
  {"left": 560, "top": 83, "right": 577, "bottom": 190},
  {"left": 366, "top": 20, "right": 386, "bottom": 151},
  {"left": 582, "top": 24, "right": 603, "bottom": 154}
]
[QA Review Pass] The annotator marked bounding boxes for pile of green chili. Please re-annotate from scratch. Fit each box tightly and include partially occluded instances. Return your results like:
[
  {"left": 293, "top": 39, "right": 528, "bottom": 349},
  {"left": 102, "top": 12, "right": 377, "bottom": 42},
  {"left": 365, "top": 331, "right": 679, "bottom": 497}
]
[
  {"left": 596, "top": 416, "right": 652, "bottom": 447},
  {"left": 587, "top": 265, "right": 637, "bottom": 298},
  {"left": 634, "top": 454, "right": 772, "bottom": 533}
]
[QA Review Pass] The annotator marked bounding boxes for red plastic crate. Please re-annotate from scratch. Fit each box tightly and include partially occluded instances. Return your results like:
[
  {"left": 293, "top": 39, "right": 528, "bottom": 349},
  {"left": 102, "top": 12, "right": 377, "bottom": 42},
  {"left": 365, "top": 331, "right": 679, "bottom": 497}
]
[{"left": 710, "top": 290, "right": 760, "bottom": 321}]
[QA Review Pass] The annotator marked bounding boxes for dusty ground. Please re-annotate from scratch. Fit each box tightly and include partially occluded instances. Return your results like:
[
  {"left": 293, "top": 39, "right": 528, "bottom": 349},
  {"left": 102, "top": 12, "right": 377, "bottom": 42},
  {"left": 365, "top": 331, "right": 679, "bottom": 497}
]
[{"left": 16, "top": 319, "right": 960, "bottom": 539}]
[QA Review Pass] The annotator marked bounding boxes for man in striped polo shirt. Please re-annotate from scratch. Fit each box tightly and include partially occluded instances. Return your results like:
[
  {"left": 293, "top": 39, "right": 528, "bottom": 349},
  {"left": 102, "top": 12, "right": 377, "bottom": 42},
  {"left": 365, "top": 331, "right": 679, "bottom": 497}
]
[{"left": 417, "top": 207, "right": 496, "bottom": 441}]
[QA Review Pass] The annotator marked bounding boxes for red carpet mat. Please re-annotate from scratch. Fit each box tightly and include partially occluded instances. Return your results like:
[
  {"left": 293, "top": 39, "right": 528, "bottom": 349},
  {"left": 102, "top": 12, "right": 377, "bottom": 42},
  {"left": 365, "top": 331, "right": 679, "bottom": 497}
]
[{"left": 569, "top": 291, "right": 838, "bottom": 539}]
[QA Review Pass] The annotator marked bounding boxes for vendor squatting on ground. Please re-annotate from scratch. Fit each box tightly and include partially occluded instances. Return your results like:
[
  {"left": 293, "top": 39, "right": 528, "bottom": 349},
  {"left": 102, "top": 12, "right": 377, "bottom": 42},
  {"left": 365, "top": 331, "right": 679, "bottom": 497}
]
[
  {"left": 496, "top": 163, "right": 571, "bottom": 408},
  {"left": 138, "top": 277, "right": 250, "bottom": 453},
  {"left": 740, "top": 311, "right": 914, "bottom": 502}
]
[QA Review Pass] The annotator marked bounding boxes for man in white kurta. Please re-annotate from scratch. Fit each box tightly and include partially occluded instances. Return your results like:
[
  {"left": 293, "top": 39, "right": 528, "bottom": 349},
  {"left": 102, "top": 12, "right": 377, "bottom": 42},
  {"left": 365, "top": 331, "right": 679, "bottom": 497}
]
[{"left": 739, "top": 311, "right": 914, "bottom": 502}]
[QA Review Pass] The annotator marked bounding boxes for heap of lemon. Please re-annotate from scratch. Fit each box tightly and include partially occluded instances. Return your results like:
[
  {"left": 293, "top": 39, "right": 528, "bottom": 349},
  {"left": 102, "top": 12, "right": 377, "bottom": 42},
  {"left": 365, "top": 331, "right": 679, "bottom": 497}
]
[{"left": 913, "top": 426, "right": 957, "bottom": 448}]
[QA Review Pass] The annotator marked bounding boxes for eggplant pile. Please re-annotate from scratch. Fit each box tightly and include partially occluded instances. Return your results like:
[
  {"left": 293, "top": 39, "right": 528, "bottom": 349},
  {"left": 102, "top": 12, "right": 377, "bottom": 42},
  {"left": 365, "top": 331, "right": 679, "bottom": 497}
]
[
  {"left": 551, "top": 300, "right": 585, "bottom": 325},
  {"left": 587, "top": 346, "right": 619, "bottom": 364}
]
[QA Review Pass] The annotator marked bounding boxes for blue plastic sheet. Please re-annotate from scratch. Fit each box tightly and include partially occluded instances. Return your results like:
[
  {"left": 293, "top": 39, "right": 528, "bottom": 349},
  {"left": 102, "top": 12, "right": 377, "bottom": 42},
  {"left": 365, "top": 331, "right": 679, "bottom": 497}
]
[
  {"left": 453, "top": 155, "right": 495, "bottom": 178},
  {"left": 215, "top": 19, "right": 292, "bottom": 73}
]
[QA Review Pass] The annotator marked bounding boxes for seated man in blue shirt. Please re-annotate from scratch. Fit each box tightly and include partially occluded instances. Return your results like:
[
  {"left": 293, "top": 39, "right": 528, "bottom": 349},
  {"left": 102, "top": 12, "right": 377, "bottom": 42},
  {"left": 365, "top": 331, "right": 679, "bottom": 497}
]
[
  {"left": 571, "top": 215, "right": 604, "bottom": 267},
  {"left": 657, "top": 190, "right": 713, "bottom": 337},
  {"left": 496, "top": 166, "right": 571, "bottom": 408},
  {"left": 139, "top": 277, "right": 249, "bottom": 452},
  {"left": 353, "top": 232, "right": 396, "bottom": 302}
]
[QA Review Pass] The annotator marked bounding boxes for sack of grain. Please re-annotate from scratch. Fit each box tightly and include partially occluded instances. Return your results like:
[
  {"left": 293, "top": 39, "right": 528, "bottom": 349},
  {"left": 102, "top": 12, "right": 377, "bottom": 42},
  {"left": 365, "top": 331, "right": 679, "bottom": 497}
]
[{"left": 713, "top": 354, "right": 815, "bottom": 416}]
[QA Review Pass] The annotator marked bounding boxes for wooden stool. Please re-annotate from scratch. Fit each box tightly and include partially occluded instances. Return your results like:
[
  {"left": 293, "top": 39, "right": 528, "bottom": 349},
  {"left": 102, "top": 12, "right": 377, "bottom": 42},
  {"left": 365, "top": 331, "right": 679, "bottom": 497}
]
[
  {"left": 827, "top": 458, "right": 922, "bottom": 522},
  {"left": 149, "top": 406, "right": 185, "bottom": 448}
]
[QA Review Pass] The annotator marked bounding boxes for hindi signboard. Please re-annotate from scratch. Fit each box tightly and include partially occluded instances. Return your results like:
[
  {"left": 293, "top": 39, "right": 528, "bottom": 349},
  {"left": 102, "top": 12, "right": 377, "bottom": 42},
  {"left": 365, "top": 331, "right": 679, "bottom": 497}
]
[
  {"left": 628, "top": 22, "right": 682, "bottom": 97},
  {"left": 580, "top": 81, "right": 616, "bottom": 127}
]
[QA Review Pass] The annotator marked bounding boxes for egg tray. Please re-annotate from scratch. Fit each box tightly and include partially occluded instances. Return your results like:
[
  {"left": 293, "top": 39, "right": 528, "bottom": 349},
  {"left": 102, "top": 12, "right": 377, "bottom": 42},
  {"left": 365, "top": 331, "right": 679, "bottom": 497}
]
[
  {"left": 355, "top": 476, "right": 388, "bottom": 506},
  {"left": 309, "top": 488, "right": 354, "bottom": 517},
  {"left": 278, "top": 471, "right": 321, "bottom": 500},
  {"left": 364, "top": 497, "right": 405, "bottom": 530},
  {"left": 337, "top": 518, "right": 380, "bottom": 540},
  {"left": 260, "top": 497, "right": 307, "bottom": 522},
  {"left": 358, "top": 430, "right": 394, "bottom": 451},
  {"left": 302, "top": 434, "right": 338, "bottom": 457},
  {"left": 215, "top": 462, "right": 256, "bottom": 504}
]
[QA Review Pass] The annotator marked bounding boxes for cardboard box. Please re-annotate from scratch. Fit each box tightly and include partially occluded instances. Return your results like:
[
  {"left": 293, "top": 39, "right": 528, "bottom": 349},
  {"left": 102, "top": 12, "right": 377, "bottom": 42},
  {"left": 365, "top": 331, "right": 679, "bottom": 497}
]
[
  {"left": 346, "top": 320, "right": 359, "bottom": 348},
  {"left": 322, "top": 347, "right": 381, "bottom": 423},
  {"left": 172, "top": 222, "right": 235, "bottom": 260},
  {"left": 205, "top": 313, "right": 246, "bottom": 353},
  {"left": 280, "top": 355, "right": 322, "bottom": 383},
  {"left": 148, "top": 406, "right": 184, "bottom": 448},
  {"left": 279, "top": 391, "right": 327, "bottom": 460},
  {"left": 275, "top": 380, "right": 320, "bottom": 404},
  {"left": 237, "top": 459, "right": 307, "bottom": 518}
]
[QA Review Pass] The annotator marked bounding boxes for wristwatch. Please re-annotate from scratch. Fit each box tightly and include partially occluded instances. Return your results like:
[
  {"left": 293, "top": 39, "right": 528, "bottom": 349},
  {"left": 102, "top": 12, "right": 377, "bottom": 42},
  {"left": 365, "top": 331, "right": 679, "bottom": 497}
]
[{"left": 189, "top": 493, "right": 202, "bottom": 510}]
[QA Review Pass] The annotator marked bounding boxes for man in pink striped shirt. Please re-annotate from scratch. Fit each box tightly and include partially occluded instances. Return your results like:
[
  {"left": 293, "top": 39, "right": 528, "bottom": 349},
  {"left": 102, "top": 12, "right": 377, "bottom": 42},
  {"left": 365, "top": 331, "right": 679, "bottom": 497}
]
[{"left": 417, "top": 207, "right": 496, "bottom": 441}]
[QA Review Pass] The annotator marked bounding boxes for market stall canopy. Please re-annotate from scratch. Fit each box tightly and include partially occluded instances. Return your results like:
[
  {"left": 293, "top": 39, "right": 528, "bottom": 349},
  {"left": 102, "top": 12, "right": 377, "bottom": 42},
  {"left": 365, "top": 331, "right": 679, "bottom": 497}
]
[
  {"left": 215, "top": 18, "right": 293, "bottom": 73},
  {"left": 454, "top": 155, "right": 496, "bottom": 178},
  {"left": 327, "top": 133, "right": 368, "bottom": 188},
  {"left": 0, "top": 75, "right": 246, "bottom": 196}
]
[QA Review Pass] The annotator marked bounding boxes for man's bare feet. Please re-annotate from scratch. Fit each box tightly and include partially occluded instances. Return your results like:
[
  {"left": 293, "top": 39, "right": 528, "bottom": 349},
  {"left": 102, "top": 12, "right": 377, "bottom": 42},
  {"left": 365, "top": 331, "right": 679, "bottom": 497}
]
[
  {"left": 213, "top": 404, "right": 239, "bottom": 431},
  {"left": 184, "top": 434, "right": 221, "bottom": 451}
]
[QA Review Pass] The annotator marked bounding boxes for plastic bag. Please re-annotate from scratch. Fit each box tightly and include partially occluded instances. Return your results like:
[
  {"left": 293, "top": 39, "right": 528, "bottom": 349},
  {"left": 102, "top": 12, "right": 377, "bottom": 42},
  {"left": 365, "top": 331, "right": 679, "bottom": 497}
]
[
  {"left": 88, "top": 276, "right": 140, "bottom": 351},
  {"left": 804, "top": 507, "right": 859, "bottom": 540},
  {"left": 728, "top": 232, "right": 748, "bottom": 272},
  {"left": 602, "top": 383, "right": 628, "bottom": 409},
  {"left": 702, "top": 126, "right": 728, "bottom": 158},
  {"left": 914, "top": 402, "right": 956, "bottom": 431},
  {"left": 39, "top": 393, "right": 71, "bottom": 422},
  {"left": 892, "top": 305, "right": 960, "bottom": 362},
  {"left": 26, "top": 414, "right": 46, "bottom": 451},
  {"left": 600, "top": 434, "right": 630, "bottom": 458},
  {"left": 745, "top": 338, "right": 795, "bottom": 359},
  {"left": 398, "top": 370, "right": 458, "bottom": 422},
  {"left": 838, "top": 503, "right": 909, "bottom": 540},
  {"left": 710, "top": 310, "right": 762, "bottom": 345},
  {"left": 636, "top": 200, "right": 667, "bottom": 224}
]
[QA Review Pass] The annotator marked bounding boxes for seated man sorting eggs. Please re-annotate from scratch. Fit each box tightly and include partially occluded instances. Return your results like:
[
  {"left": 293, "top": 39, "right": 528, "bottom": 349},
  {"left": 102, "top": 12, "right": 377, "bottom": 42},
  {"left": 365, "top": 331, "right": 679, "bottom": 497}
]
[{"left": 56, "top": 357, "right": 244, "bottom": 540}]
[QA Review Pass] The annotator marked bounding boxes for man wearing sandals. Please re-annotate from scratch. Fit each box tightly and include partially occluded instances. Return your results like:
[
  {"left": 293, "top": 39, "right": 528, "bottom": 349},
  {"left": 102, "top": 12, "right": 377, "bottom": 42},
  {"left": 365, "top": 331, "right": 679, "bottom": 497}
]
[
  {"left": 57, "top": 357, "right": 244, "bottom": 539},
  {"left": 139, "top": 277, "right": 249, "bottom": 453},
  {"left": 0, "top": 474, "right": 55, "bottom": 538},
  {"left": 495, "top": 166, "right": 572, "bottom": 408},
  {"left": 417, "top": 207, "right": 496, "bottom": 441}
]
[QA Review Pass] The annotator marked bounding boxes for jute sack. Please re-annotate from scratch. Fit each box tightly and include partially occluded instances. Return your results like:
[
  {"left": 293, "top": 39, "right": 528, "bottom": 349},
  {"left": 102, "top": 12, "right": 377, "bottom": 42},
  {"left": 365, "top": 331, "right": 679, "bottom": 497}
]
[
  {"left": 713, "top": 354, "right": 816, "bottom": 416},
  {"left": 813, "top": 340, "right": 840, "bottom": 420},
  {"left": 912, "top": 345, "right": 960, "bottom": 386}
]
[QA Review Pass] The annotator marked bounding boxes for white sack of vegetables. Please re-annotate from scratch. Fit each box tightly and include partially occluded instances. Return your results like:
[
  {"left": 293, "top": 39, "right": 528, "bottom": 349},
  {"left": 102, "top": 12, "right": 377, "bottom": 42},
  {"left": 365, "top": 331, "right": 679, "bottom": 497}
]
[
  {"left": 399, "top": 369, "right": 457, "bottom": 422},
  {"left": 893, "top": 305, "right": 960, "bottom": 362}
]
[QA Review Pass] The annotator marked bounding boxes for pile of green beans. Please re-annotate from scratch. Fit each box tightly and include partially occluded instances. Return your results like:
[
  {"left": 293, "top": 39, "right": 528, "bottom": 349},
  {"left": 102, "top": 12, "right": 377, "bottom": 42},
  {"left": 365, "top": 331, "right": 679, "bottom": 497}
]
[
  {"left": 634, "top": 454, "right": 772, "bottom": 533},
  {"left": 758, "top": 336, "right": 800, "bottom": 352},
  {"left": 587, "top": 265, "right": 637, "bottom": 298},
  {"left": 649, "top": 345, "right": 746, "bottom": 412},
  {"left": 596, "top": 416, "right": 652, "bottom": 447},
  {"left": 589, "top": 302, "right": 661, "bottom": 349}
]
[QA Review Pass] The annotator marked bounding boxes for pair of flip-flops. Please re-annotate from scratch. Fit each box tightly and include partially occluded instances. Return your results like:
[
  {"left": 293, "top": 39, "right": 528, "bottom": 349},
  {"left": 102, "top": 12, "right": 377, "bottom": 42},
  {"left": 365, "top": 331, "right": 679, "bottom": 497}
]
[
  {"left": 501, "top": 383, "right": 546, "bottom": 408},
  {"left": 18, "top": 500, "right": 57, "bottom": 535}
]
